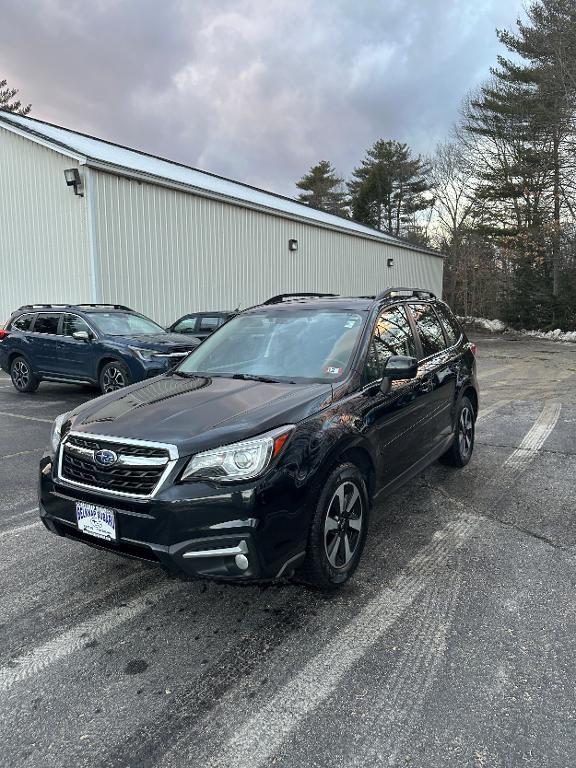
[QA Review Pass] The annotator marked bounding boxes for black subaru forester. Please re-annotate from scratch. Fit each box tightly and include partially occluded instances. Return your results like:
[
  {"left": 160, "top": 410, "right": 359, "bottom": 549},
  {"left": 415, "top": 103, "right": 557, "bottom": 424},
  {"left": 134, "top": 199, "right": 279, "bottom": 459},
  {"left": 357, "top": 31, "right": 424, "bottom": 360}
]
[{"left": 39, "top": 289, "right": 479, "bottom": 590}]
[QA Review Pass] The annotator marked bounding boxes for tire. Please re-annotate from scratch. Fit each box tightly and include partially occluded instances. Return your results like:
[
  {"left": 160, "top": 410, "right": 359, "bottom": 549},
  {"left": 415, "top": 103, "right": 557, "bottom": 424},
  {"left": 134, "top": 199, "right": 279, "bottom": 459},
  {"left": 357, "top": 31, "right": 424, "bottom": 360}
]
[
  {"left": 10, "top": 356, "right": 39, "bottom": 393},
  {"left": 299, "top": 462, "right": 369, "bottom": 590},
  {"left": 441, "top": 396, "right": 475, "bottom": 468},
  {"left": 99, "top": 360, "right": 131, "bottom": 394}
]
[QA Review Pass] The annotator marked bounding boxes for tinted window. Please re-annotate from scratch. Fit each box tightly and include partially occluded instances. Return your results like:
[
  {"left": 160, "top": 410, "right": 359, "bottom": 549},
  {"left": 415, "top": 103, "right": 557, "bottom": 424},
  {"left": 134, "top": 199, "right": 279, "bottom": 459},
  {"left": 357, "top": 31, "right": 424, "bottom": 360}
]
[
  {"left": 63, "top": 314, "right": 91, "bottom": 337},
  {"left": 199, "top": 316, "right": 222, "bottom": 332},
  {"left": 434, "top": 303, "right": 462, "bottom": 346},
  {"left": 179, "top": 309, "right": 365, "bottom": 382},
  {"left": 10, "top": 314, "right": 35, "bottom": 332},
  {"left": 173, "top": 316, "right": 198, "bottom": 334},
  {"left": 409, "top": 304, "right": 447, "bottom": 358},
  {"left": 33, "top": 314, "right": 61, "bottom": 335},
  {"left": 364, "top": 305, "right": 417, "bottom": 383}
]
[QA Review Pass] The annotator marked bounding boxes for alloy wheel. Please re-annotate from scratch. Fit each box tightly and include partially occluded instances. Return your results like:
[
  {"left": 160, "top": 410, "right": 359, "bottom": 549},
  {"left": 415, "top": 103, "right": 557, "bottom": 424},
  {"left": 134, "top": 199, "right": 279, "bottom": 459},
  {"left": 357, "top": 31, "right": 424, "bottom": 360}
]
[
  {"left": 324, "top": 480, "right": 364, "bottom": 570},
  {"left": 12, "top": 360, "right": 30, "bottom": 390},
  {"left": 458, "top": 405, "right": 474, "bottom": 458},
  {"left": 102, "top": 366, "right": 126, "bottom": 393}
]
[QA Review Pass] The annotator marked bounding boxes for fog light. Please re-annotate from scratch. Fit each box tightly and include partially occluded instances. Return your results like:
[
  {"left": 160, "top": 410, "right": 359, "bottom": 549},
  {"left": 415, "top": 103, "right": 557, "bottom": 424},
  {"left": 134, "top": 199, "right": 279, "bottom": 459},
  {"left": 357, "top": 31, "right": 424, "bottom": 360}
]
[{"left": 235, "top": 553, "right": 249, "bottom": 571}]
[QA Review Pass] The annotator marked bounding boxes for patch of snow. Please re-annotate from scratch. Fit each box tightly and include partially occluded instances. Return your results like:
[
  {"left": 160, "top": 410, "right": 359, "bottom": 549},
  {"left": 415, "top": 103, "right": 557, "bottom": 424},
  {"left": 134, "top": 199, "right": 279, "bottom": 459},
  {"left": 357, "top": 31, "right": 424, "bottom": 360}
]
[{"left": 457, "top": 316, "right": 576, "bottom": 343}]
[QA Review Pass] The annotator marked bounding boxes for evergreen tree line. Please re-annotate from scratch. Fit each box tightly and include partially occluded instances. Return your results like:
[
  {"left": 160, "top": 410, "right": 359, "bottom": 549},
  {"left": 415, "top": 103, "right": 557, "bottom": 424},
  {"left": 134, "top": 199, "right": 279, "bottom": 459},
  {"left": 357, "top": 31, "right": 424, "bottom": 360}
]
[{"left": 296, "top": 0, "right": 576, "bottom": 331}]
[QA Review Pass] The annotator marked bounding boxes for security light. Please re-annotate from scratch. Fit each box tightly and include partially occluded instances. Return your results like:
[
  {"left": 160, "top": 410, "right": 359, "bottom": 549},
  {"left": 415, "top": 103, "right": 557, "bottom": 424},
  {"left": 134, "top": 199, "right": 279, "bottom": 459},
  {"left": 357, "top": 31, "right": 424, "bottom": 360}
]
[
  {"left": 64, "top": 168, "right": 83, "bottom": 197},
  {"left": 387, "top": 257, "right": 394, "bottom": 268},
  {"left": 288, "top": 239, "right": 298, "bottom": 252}
]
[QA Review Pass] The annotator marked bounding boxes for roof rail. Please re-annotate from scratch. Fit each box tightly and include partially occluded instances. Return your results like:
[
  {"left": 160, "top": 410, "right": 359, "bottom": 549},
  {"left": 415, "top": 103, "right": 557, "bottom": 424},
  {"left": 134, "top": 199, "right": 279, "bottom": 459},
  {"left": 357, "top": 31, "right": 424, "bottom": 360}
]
[
  {"left": 74, "top": 303, "right": 134, "bottom": 311},
  {"left": 263, "top": 292, "right": 338, "bottom": 305},
  {"left": 17, "top": 302, "right": 134, "bottom": 312},
  {"left": 375, "top": 287, "right": 436, "bottom": 301}
]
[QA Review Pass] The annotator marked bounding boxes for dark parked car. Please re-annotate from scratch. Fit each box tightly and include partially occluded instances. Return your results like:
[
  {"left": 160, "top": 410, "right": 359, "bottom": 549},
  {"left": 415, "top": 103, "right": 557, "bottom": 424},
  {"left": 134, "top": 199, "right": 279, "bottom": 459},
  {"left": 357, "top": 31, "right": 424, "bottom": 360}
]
[
  {"left": 167, "top": 311, "right": 235, "bottom": 340},
  {"left": 0, "top": 304, "right": 200, "bottom": 394},
  {"left": 39, "top": 289, "right": 478, "bottom": 589}
]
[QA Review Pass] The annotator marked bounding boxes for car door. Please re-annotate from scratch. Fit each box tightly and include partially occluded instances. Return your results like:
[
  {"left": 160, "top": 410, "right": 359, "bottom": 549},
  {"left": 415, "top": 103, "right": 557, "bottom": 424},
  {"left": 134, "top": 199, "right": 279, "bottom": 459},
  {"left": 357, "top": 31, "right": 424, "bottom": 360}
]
[
  {"left": 55, "top": 314, "right": 98, "bottom": 381},
  {"left": 406, "top": 302, "right": 455, "bottom": 452},
  {"left": 172, "top": 315, "right": 200, "bottom": 336},
  {"left": 29, "top": 313, "right": 63, "bottom": 375},
  {"left": 351, "top": 304, "right": 426, "bottom": 490}
]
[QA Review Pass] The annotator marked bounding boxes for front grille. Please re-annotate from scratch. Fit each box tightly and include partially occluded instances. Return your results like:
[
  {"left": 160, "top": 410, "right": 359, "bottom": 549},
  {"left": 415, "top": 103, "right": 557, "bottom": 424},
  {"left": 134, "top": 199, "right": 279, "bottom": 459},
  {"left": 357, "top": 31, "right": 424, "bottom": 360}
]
[{"left": 59, "top": 434, "right": 174, "bottom": 497}]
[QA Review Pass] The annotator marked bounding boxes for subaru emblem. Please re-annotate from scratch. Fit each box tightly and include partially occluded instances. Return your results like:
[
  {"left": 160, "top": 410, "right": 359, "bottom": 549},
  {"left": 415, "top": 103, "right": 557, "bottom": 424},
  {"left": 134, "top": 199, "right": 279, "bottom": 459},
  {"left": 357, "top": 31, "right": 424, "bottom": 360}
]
[{"left": 94, "top": 448, "right": 118, "bottom": 467}]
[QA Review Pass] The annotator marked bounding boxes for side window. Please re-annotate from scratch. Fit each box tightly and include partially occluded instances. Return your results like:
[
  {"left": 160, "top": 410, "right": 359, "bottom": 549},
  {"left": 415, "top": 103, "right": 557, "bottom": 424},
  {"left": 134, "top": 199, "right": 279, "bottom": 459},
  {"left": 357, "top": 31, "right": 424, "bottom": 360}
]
[
  {"left": 364, "top": 305, "right": 417, "bottom": 383},
  {"left": 63, "top": 314, "right": 91, "bottom": 337},
  {"left": 409, "top": 303, "right": 447, "bottom": 358},
  {"left": 199, "top": 316, "right": 221, "bottom": 332},
  {"left": 434, "top": 303, "right": 462, "bottom": 347},
  {"left": 174, "top": 317, "right": 198, "bottom": 334},
  {"left": 32, "top": 313, "right": 61, "bottom": 335},
  {"left": 10, "top": 313, "right": 35, "bottom": 332}
]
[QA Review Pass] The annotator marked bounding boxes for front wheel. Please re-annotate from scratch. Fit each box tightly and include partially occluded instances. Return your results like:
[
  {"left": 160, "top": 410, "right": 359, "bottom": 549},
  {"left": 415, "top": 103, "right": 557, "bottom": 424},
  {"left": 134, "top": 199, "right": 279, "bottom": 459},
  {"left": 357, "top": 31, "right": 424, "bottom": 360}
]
[
  {"left": 10, "top": 356, "right": 39, "bottom": 393},
  {"left": 299, "top": 463, "right": 369, "bottom": 590},
  {"left": 99, "top": 361, "right": 131, "bottom": 394},
  {"left": 441, "top": 396, "right": 475, "bottom": 467}
]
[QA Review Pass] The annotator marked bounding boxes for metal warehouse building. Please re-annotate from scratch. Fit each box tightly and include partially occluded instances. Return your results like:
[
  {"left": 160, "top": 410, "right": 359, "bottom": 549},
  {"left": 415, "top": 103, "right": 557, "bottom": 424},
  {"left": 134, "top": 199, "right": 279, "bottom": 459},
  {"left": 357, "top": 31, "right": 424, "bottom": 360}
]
[{"left": 0, "top": 112, "right": 443, "bottom": 326}]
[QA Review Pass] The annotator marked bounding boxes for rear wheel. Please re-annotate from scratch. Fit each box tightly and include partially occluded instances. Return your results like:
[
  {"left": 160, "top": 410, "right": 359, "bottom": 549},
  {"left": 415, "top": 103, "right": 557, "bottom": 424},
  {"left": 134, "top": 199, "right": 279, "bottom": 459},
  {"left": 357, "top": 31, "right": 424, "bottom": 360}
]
[
  {"left": 10, "top": 356, "right": 39, "bottom": 393},
  {"left": 441, "top": 396, "right": 475, "bottom": 467},
  {"left": 299, "top": 463, "right": 369, "bottom": 590},
  {"left": 99, "top": 361, "right": 131, "bottom": 394}
]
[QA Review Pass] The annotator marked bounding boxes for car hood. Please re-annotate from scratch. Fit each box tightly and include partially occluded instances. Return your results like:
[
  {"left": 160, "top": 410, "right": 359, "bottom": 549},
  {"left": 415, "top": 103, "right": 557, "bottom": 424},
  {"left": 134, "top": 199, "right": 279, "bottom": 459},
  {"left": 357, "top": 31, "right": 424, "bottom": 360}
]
[
  {"left": 105, "top": 333, "right": 200, "bottom": 351},
  {"left": 68, "top": 375, "right": 333, "bottom": 455}
]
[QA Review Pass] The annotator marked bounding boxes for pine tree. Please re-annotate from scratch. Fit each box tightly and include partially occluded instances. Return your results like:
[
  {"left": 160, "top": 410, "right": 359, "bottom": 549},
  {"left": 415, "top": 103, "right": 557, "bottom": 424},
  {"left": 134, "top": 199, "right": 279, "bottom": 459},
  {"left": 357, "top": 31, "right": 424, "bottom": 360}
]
[
  {"left": 0, "top": 78, "right": 31, "bottom": 115},
  {"left": 348, "top": 140, "right": 431, "bottom": 237},
  {"left": 296, "top": 160, "right": 348, "bottom": 217}
]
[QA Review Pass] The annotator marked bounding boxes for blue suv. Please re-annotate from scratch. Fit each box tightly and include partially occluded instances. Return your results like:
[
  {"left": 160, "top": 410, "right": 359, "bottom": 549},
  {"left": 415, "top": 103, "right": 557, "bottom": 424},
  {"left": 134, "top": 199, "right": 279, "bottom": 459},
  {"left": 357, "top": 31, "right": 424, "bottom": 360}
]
[{"left": 0, "top": 304, "right": 200, "bottom": 394}]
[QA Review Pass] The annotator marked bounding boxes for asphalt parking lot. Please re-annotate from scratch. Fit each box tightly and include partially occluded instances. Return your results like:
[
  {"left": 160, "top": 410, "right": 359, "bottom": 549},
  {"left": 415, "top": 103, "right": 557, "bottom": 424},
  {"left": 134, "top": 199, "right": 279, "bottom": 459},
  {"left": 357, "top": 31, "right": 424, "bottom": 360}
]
[{"left": 1, "top": 334, "right": 575, "bottom": 768}]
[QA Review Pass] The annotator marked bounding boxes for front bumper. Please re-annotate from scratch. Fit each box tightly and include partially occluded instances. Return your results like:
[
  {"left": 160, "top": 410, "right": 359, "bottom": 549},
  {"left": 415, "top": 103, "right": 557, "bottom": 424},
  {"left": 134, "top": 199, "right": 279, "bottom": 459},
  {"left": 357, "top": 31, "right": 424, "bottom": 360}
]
[{"left": 39, "top": 453, "right": 308, "bottom": 581}]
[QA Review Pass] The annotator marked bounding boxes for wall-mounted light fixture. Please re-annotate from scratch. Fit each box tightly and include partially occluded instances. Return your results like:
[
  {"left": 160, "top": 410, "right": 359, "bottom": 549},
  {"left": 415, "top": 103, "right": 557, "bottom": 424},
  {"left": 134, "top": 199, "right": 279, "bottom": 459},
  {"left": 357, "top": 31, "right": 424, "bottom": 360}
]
[
  {"left": 64, "top": 168, "right": 83, "bottom": 197},
  {"left": 288, "top": 239, "right": 298, "bottom": 252},
  {"left": 387, "top": 257, "right": 394, "bottom": 268}
]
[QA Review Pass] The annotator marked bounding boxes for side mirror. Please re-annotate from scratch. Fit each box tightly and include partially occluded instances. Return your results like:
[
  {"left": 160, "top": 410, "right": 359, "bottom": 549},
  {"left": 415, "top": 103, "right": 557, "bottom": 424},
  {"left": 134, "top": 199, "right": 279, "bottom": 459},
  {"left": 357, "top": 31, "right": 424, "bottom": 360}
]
[
  {"left": 72, "top": 331, "right": 91, "bottom": 342},
  {"left": 380, "top": 355, "right": 418, "bottom": 391}
]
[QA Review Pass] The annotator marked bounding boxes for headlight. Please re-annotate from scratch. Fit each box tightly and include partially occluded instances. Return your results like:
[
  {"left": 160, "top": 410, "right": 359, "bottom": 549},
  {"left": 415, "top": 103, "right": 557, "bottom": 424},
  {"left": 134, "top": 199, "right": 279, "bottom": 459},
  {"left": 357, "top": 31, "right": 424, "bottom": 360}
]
[
  {"left": 181, "top": 426, "right": 294, "bottom": 482},
  {"left": 129, "top": 346, "right": 157, "bottom": 362},
  {"left": 50, "top": 412, "right": 71, "bottom": 453}
]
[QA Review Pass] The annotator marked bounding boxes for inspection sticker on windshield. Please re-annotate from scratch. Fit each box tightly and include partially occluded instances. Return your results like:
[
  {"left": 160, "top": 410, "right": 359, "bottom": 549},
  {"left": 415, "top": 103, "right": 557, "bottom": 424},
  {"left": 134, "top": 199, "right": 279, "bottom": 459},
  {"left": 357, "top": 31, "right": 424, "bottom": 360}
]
[
  {"left": 324, "top": 365, "right": 343, "bottom": 376},
  {"left": 76, "top": 502, "right": 117, "bottom": 541}
]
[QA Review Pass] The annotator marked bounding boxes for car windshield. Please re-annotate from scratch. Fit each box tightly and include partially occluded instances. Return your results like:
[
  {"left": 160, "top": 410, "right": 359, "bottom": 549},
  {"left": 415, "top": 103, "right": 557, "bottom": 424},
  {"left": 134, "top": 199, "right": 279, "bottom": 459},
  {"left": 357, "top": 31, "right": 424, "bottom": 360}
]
[
  {"left": 177, "top": 309, "right": 366, "bottom": 382},
  {"left": 87, "top": 312, "right": 165, "bottom": 336}
]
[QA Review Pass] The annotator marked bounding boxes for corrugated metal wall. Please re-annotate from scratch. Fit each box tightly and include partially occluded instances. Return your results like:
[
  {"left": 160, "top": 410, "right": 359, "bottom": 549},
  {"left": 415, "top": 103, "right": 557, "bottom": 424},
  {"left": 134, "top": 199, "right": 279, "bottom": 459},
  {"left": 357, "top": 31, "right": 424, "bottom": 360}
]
[
  {"left": 0, "top": 128, "right": 92, "bottom": 321},
  {"left": 92, "top": 171, "right": 443, "bottom": 326}
]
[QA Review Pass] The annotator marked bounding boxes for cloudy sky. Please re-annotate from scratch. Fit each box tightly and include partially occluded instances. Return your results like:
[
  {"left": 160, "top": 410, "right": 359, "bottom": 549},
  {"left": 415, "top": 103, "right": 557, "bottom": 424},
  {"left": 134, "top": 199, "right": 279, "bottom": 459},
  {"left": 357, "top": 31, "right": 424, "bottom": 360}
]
[{"left": 1, "top": 0, "right": 525, "bottom": 196}]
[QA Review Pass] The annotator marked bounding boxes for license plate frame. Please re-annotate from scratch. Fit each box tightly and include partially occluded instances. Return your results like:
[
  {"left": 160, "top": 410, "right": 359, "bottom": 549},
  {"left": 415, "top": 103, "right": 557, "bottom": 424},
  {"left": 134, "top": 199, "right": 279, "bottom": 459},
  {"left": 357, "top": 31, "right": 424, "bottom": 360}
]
[{"left": 75, "top": 501, "right": 117, "bottom": 542}]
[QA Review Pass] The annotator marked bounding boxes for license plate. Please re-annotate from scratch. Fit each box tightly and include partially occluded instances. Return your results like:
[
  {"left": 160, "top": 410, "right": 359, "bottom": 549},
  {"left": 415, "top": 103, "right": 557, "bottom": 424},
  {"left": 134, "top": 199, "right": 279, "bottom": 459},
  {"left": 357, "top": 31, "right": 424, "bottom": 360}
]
[{"left": 75, "top": 501, "right": 117, "bottom": 542}]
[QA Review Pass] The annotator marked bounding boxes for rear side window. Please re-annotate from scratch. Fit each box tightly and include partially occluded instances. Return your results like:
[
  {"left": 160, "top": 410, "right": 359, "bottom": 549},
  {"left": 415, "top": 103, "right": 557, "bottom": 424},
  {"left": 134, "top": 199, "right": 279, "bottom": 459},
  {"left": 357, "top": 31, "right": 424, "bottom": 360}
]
[
  {"left": 32, "top": 313, "right": 61, "bottom": 335},
  {"left": 409, "top": 303, "right": 447, "bottom": 358},
  {"left": 199, "top": 316, "right": 223, "bottom": 332},
  {"left": 434, "top": 303, "right": 462, "bottom": 346},
  {"left": 10, "top": 313, "right": 35, "bottom": 332},
  {"left": 364, "top": 305, "right": 417, "bottom": 383}
]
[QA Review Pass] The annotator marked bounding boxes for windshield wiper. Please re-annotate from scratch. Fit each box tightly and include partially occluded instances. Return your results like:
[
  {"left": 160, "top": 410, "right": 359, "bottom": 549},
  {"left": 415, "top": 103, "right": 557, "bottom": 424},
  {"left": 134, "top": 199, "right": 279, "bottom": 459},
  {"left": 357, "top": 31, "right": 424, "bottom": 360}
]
[
  {"left": 231, "top": 373, "right": 288, "bottom": 384},
  {"left": 171, "top": 370, "right": 200, "bottom": 378}
]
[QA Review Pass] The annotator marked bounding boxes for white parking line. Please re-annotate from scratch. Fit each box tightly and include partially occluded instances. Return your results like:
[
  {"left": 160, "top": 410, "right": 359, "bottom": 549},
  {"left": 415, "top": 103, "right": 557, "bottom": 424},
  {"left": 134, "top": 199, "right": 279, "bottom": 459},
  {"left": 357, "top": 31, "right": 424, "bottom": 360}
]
[
  {"left": 0, "top": 581, "right": 180, "bottom": 692},
  {"left": 0, "top": 410, "right": 52, "bottom": 423},
  {"left": 1, "top": 449, "right": 43, "bottom": 460},
  {"left": 504, "top": 401, "right": 561, "bottom": 472},
  {"left": 203, "top": 514, "right": 478, "bottom": 768},
  {"left": 1, "top": 507, "right": 39, "bottom": 525},
  {"left": 0, "top": 520, "right": 41, "bottom": 538}
]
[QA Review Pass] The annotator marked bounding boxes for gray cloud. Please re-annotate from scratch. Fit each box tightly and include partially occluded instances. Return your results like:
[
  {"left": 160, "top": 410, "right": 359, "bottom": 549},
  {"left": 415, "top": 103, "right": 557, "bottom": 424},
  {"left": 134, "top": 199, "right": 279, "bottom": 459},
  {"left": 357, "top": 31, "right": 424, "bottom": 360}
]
[{"left": 1, "top": 0, "right": 524, "bottom": 195}]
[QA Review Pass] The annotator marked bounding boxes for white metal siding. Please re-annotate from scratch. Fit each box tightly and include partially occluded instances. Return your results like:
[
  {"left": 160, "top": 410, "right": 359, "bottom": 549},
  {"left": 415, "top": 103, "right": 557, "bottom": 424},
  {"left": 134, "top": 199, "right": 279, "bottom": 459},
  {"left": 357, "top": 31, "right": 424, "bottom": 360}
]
[
  {"left": 0, "top": 128, "right": 92, "bottom": 321},
  {"left": 92, "top": 171, "right": 443, "bottom": 325}
]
